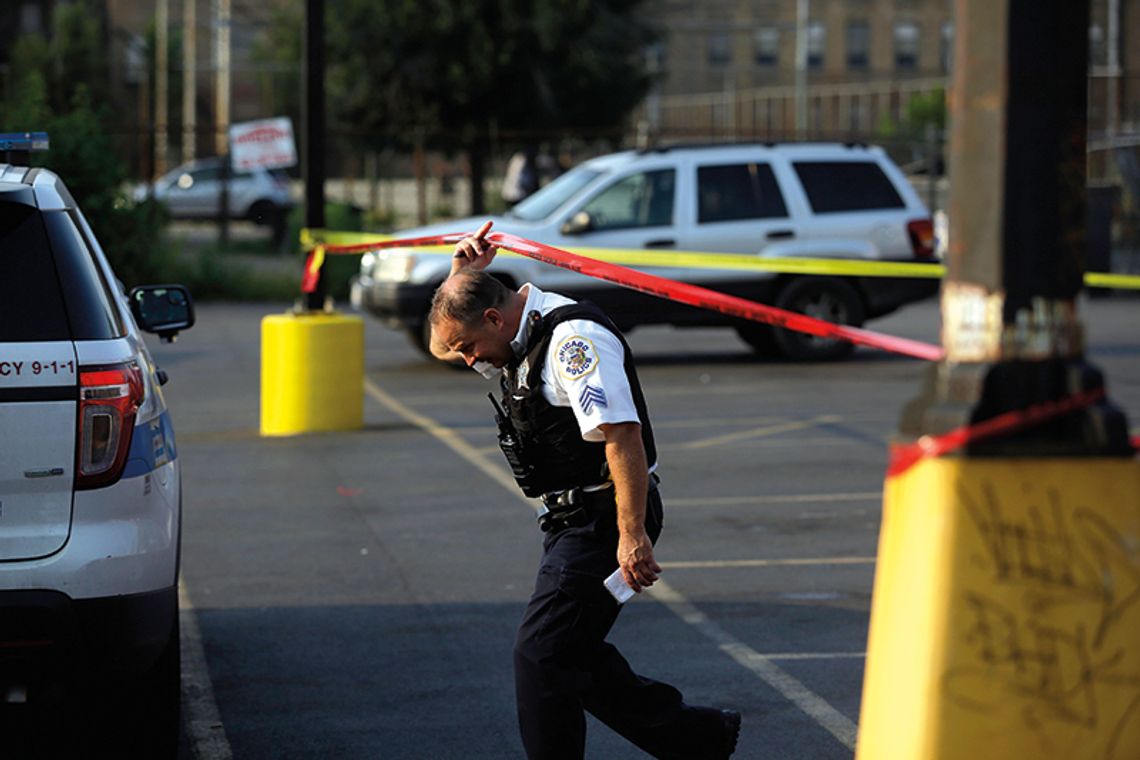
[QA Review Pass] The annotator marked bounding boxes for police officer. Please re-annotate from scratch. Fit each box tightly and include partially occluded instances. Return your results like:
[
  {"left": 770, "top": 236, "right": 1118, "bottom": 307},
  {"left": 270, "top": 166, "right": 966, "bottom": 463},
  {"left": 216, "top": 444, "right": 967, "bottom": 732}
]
[{"left": 428, "top": 222, "right": 741, "bottom": 760}]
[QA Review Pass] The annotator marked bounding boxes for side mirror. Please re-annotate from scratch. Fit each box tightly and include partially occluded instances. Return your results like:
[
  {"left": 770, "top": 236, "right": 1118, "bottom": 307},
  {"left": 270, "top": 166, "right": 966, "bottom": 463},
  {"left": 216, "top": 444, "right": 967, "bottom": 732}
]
[
  {"left": 560, "top": 211, "right": 593, "bottom": 235},
  {"left": 129, "top": 285, "right": 195, "bottom": 343}
]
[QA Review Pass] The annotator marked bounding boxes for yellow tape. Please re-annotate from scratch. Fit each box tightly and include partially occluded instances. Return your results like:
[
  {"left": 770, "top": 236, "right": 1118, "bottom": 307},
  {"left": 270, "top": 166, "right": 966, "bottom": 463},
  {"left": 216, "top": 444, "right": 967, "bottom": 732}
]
[{"left": 301, "top": 228, "right": 1140, "bottom": 289}]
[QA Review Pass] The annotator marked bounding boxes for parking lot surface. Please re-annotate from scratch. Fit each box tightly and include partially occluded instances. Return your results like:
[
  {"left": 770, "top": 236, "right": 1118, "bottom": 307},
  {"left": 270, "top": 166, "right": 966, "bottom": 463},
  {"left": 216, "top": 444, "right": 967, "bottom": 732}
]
[{"left": 162, "top": 296, "right": 1139, "bottom": 759}]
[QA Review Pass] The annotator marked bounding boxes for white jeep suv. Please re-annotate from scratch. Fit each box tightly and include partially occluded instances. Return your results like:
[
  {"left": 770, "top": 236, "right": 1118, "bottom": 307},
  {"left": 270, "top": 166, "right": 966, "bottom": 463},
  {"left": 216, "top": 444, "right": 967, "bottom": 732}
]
[
  {"left": 351, "top": 142, "right": 939, "bottom": 360},
  {"left": 0, "top": 136, "right": 193, "bottom": 755}
]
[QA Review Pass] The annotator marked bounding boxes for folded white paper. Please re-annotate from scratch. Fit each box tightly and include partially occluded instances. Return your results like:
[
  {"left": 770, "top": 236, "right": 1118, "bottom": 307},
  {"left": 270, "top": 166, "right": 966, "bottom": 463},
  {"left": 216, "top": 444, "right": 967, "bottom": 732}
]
[{"left": 604, "top": 568, "right": 637, "bottom": 604}]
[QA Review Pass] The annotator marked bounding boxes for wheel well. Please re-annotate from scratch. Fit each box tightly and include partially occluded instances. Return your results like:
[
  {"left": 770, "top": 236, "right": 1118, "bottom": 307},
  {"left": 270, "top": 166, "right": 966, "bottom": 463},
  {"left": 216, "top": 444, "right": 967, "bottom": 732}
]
[{"left": 774, "top": 274, "right": 868, "bottom": 313}]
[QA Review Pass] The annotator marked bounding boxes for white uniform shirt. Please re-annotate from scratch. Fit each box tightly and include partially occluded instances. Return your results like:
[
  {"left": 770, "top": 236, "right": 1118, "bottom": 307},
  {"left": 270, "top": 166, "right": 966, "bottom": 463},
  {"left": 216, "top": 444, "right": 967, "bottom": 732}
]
[{"left": 506, "top": 284, "right": 641, "bottom": 443}]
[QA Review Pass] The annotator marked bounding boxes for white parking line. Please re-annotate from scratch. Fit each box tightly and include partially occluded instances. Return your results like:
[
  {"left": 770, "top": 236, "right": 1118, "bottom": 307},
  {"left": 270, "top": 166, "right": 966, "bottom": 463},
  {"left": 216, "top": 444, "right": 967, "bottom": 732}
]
[
  {"left": 661, "top": 556, "right": 875, "bottom": 569},
  {"left": 179, "top": 581, "right": 234, "bottom": 760},
  {"left": 651, "top": 582, "right": 859, "bottom": 750},
  {"left": 364, "top": 377, "right": 860, "bottom": 752},
  {"left": 680, "top": 415, "right": 843, "bottom": 450},
  {"left": 667, "top": 491, "right": 881, "bottom": 507}
]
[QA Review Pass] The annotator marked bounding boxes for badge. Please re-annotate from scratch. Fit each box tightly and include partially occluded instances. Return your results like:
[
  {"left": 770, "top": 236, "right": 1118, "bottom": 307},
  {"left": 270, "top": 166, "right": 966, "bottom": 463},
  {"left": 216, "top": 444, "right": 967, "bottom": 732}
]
[{"left": 556, "top": 335, "right": 598, "bottom": 380}]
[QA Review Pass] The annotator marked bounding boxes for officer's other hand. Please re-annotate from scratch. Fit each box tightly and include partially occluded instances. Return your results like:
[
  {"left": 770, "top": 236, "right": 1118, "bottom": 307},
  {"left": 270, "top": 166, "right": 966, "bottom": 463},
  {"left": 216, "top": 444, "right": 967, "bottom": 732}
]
[
  {"left": 618, "top": 530, "right": 661, "bottom": 593},
  {"left": 451, "top": 220, "right": 499, "bottom": 275}
]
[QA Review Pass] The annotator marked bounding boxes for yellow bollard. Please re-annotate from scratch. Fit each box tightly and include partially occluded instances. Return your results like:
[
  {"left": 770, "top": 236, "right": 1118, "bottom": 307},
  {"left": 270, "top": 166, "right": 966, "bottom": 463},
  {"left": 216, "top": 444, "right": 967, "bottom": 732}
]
[
  {"left": 260, "top": 311, "right": 364, "bottom": 436},
  {"left": 857, "top": 457, "right": 1140, "bottom": 760}
]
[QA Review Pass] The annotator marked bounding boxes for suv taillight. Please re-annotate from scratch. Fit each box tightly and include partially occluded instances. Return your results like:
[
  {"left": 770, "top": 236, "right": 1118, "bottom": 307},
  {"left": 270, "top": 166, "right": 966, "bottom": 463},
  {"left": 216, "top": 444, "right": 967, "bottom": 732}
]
[
  {"left": 907, "top": 218, "right": 935, "bottom": 259},
  {"left": 76, "top": 363, "right": 144, "bottom": 490}
]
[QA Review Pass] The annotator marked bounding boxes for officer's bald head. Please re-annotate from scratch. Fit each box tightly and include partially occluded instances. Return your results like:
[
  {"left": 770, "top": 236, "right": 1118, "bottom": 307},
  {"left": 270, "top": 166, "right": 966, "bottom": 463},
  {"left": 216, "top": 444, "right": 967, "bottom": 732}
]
[{"left": 430, "top": 270, "right": 515, "bottom": 327}]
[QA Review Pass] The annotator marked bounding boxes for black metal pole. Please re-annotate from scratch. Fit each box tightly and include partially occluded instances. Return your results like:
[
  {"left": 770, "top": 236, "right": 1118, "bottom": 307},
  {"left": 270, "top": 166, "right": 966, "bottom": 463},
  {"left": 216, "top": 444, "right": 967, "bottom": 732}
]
[
  {"left": 302, "top": 0, "right": 327, "bottom": 311},
  {"left": 899, "top": 0, "right": 1130, "bottom": 456}
]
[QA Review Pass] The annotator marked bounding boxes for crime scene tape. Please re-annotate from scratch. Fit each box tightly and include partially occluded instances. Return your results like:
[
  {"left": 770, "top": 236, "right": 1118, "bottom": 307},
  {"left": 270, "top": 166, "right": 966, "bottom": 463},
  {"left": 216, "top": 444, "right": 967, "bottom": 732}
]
[
  {"left": 303, "top": 230, "right": 946, "bottom": 361},
  {"left": 300, "top": 228, "right": 1140, "bottom": 290},
  {"left": 884, "top": 387, "right": 1134, "bottom": 477}
]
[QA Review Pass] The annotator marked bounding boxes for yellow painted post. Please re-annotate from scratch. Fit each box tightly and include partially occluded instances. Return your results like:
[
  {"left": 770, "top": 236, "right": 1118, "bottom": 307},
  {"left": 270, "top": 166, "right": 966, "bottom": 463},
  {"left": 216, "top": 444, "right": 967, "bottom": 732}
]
[
  {"left": 856, "top": 1, "right": 1140, "bottom": 757},
  {"left": 260, "top": 311, "right": 364, "bottom": 436},
  {"left": 857, "top": 457, "right": 1140, "bottom": 759}
]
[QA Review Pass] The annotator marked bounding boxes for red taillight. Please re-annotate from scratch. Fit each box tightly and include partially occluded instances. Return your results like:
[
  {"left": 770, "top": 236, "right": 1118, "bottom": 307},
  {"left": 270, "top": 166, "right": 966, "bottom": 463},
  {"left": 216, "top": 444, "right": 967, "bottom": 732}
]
[
  {"left": 907, "top": 218, "right": 935, "bottom": 259},
  {"left": 76, "top": 363, "right": 144, "bottom": 490}
]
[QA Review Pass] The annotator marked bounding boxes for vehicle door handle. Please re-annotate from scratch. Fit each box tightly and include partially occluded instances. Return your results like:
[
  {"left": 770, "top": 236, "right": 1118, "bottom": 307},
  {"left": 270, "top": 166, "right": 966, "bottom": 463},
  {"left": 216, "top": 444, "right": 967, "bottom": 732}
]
[
  {"left": 766, "top": 229, "right": 795, "bottom": 240},
  {"left": 644, "top": 239, "right": 676, "bottom": 248}
]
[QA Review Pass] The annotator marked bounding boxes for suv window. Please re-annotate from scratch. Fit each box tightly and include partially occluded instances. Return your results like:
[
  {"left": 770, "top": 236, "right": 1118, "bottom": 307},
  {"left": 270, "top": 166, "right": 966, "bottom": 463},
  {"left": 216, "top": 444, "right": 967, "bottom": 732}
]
[
  {"left": 793, "top": 161, "right": 905, "bottom": 213},
  {"left": 698, "top": 163, "right": 788, "bottom": 223},
  {"left": 0, "top": 202, "right": 71, "bottom": 342},
  {"left": 580, "top": 169, "right": 675, "bottom": 230},
  {"left": 43, "top": 211, "right": 124, "bottom": 340}
]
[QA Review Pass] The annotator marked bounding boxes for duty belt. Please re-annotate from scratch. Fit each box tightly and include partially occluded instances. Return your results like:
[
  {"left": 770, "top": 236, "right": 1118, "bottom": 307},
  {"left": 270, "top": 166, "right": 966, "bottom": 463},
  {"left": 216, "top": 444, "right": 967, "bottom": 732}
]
[{"left": 536, "top": 474, "right": 659, "bottom": 534}]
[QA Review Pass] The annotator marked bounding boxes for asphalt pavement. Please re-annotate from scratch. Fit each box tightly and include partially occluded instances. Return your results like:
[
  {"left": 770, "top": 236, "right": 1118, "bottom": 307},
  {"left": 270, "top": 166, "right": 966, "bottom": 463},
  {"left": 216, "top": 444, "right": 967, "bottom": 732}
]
[{"left": 159, "top": 295, "right": 1140, "bottom": 759}]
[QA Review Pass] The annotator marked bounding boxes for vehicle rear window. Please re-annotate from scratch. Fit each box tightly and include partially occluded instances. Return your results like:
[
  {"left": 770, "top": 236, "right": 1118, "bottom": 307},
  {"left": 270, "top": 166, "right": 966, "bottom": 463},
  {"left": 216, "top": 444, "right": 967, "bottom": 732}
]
[
  {"left": 0, "top": 202, "right": 72, "bottom": 341},
  {"left": 42, "top": 211, "right": 124, "bottom": 340},
  {"left": 697, "top": 163, "right": 788, "bottom": 223},
  {"left": 793, "top": 161, "right": 905, "bottom": 213}
]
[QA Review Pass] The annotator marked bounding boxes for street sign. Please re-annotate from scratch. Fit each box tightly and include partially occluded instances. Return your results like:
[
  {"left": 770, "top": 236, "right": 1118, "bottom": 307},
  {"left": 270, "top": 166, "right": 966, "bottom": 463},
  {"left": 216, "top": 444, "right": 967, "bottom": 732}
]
[{"left": 229, "top": 117, "right": 297, "bottom": 171}]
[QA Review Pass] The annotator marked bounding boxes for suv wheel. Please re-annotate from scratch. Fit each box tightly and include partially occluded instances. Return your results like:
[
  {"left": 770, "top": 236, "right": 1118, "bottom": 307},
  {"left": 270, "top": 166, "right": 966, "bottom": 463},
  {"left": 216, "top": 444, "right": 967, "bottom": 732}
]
[
  {"left": 735, "top": 322, "right": 779, "bottom": 356},
  {"left": 772, "top": 277, "right": 865, "bottom": 360}
]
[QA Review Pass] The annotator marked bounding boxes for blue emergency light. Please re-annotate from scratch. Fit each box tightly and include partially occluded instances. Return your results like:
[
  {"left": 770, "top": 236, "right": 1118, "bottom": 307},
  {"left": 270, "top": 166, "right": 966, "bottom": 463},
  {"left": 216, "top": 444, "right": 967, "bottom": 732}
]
[{"left": 0, "top": 132, "right": 50, "bottom": 152}]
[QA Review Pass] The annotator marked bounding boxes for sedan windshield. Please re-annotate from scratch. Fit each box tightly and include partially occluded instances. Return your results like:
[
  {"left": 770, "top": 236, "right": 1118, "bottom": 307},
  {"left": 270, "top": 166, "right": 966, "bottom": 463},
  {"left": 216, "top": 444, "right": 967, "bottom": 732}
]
[{"left": 509, "top": 166, "right": 603, "bottom": 222}]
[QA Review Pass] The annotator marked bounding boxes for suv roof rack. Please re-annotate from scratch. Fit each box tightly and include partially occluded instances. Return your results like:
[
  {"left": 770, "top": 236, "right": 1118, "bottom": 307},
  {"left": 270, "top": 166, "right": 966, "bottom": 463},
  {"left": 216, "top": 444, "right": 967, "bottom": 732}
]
[{"left": 636, "top": 139, "right": 870, "bottom": 155}]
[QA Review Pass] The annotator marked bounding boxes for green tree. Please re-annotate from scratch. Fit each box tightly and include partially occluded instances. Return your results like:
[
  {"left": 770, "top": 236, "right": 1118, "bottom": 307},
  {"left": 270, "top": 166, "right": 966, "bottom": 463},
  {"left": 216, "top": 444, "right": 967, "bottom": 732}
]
[
  {"left": 260, "top": 0, "right": 658, "bottom": 214},
  {"left": 1, "top": 4, "right": 170, "bottom": 287}
]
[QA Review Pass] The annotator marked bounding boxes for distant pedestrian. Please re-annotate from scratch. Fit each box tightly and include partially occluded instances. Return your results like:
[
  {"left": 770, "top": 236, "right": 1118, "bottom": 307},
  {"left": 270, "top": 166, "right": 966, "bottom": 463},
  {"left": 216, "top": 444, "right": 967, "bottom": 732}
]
[{"left": 502, "top": 149, "right": 540, "bottom": 207}]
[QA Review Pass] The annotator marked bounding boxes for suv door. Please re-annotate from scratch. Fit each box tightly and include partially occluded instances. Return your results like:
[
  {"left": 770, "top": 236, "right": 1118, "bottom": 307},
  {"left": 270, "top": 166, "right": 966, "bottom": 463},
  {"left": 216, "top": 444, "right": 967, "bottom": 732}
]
[
  {"left": 680, "top": 160, "right": 797, "bottom": 255},
  {"left": 0, "top": 199, "right": 79, "bottom": 560},
  {"left": 564, "top": 168, "right": 678, "bottom": 250}
]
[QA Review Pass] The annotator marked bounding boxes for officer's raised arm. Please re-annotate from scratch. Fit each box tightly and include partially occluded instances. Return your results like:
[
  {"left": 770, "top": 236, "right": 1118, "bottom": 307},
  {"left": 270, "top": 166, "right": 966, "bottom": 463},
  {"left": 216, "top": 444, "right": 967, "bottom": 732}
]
[{"left": 450, "top": 220, "right": 498, "bottom": 277}]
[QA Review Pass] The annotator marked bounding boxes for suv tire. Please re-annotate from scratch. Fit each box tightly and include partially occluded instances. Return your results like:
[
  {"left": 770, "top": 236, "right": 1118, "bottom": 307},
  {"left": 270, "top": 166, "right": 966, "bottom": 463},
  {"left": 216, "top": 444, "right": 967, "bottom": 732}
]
[{"left": 772, "top": 277, "right": 865, "bottom": 360}]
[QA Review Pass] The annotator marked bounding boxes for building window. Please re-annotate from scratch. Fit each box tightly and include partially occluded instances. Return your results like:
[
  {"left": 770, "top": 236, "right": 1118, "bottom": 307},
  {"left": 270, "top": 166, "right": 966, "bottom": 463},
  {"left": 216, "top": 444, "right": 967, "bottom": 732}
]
[
  {"left": 708, "top": 31, "right": 731, "bottom": 67},
  {"left": 754, "top": 27, "right": 779, "bottom": 67},
  {"left": 940, "top": 22, "right": 954, "bottom": 73},
  {"left": 808, "top": 22, "right": 825, "bottom": 70},
  {"left": 1089, "top": 23, "right": 1105, "bottom": 67},
  {"left": 847, "top": 21, "right": 870, "bottom": 70},
  {"left": 894, "top": 22, "right": 919, "bottom": 70}
]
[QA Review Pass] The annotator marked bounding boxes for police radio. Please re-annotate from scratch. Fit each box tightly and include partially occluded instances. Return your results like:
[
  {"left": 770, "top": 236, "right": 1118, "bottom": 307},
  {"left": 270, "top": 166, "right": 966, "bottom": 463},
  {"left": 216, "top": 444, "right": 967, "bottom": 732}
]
[{"left": 489, "top": 393, "right": 541, "bottom": 496}]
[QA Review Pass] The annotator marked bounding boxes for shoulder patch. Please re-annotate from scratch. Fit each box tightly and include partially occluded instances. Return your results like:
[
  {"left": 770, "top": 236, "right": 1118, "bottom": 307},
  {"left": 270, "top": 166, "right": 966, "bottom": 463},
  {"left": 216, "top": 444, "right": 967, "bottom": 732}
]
[{"left": 556, "top": 335, "right": 599, "bottom": 380}]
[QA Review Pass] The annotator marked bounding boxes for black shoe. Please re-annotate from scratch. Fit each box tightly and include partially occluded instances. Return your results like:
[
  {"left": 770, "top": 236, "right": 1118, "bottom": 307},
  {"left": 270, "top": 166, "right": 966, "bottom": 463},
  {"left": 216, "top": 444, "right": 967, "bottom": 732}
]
[{"left": 717, "top": 709, "right": 741, "bottom": 759}]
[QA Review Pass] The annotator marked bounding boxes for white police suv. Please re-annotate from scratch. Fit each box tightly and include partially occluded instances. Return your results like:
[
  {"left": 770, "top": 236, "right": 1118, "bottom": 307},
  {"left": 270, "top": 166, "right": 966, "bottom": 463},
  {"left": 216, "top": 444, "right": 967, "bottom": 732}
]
[{"left": 0, "top": 133, "right": 193, "bottom": 754}]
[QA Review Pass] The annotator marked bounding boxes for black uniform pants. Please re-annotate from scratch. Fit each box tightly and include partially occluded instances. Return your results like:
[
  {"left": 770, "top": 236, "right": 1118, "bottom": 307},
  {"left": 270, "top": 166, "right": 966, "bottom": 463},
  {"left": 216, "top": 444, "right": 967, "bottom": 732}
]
[{"left": 513, "top": 488, "right": 726, "bottom": 759}]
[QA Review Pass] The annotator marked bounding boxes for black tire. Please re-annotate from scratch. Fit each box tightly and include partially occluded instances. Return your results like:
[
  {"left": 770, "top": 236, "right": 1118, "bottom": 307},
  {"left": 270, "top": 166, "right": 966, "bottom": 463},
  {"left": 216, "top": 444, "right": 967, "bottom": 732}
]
[
  {"left": 772, "top": 277, "right": 865, "bottom": 361},
  {"left": 137, "top": 613, "right": 181, "bottom": 759},
  {"left": 735, "top": 322, "right": 780, "bottom": 355},
  {"left": 247, "top": 200, "right": 283, "bottom": 226}
]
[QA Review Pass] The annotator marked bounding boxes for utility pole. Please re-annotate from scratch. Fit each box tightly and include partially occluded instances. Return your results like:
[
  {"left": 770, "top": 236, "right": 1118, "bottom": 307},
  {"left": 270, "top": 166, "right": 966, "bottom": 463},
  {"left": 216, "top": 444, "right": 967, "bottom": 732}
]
[
  {"left": 155, "top": 0, "right": 168, "bottom": 178},
  {"left": 183, "top": 0, "right": 196, "bottom": 162},
  {"left": 794, "top": 0, "right": 808, "bottom": 136},
  {"left": 215, "top": 0, "right": 231, "bottom": 247},
  {"left": 303, "top": 0, "right": 327, "bottom": 311},
  {"left": 856, "top": 2, "right": 1138, "bottom": 758}
]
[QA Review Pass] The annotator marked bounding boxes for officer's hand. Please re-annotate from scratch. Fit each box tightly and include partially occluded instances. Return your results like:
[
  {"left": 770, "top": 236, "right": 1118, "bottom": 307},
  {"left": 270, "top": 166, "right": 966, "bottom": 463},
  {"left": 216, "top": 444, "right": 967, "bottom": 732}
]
[
  {"left": 618, "top": 530, "right": 662, "bottom": 593},
  {"left": 451, "top": 220, "right": 499, "bottom": 276}
]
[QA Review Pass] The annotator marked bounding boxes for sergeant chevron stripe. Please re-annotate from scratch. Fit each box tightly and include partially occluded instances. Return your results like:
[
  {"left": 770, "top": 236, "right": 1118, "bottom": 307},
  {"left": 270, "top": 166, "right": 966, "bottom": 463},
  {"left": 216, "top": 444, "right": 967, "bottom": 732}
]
[{"left": 579, "top": 384, "right": 608, "bottom": 414}]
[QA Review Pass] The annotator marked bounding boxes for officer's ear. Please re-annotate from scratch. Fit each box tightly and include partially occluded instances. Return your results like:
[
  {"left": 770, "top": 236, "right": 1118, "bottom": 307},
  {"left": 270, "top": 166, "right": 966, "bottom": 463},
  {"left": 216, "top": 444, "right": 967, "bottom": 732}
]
[{"left": 483, "top": 307, "right": 504, "bottom": 330}]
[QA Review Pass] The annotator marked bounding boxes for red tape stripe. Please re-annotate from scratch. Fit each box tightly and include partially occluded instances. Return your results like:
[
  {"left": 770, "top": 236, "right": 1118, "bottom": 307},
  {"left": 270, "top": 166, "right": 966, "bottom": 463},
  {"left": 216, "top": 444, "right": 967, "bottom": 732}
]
[
  {"left": 311, "top": 231, "right": 945, "bottom": 362},
  {"left": 886, "top": 388, "right": 1109, "bottom": 477}
]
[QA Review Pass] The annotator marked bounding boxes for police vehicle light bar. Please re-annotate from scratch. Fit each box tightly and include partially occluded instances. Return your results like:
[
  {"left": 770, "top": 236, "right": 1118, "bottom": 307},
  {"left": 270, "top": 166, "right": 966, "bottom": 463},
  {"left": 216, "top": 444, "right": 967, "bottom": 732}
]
[{"left": 0, "top": 132, "right": 50, "bottom": 151}]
